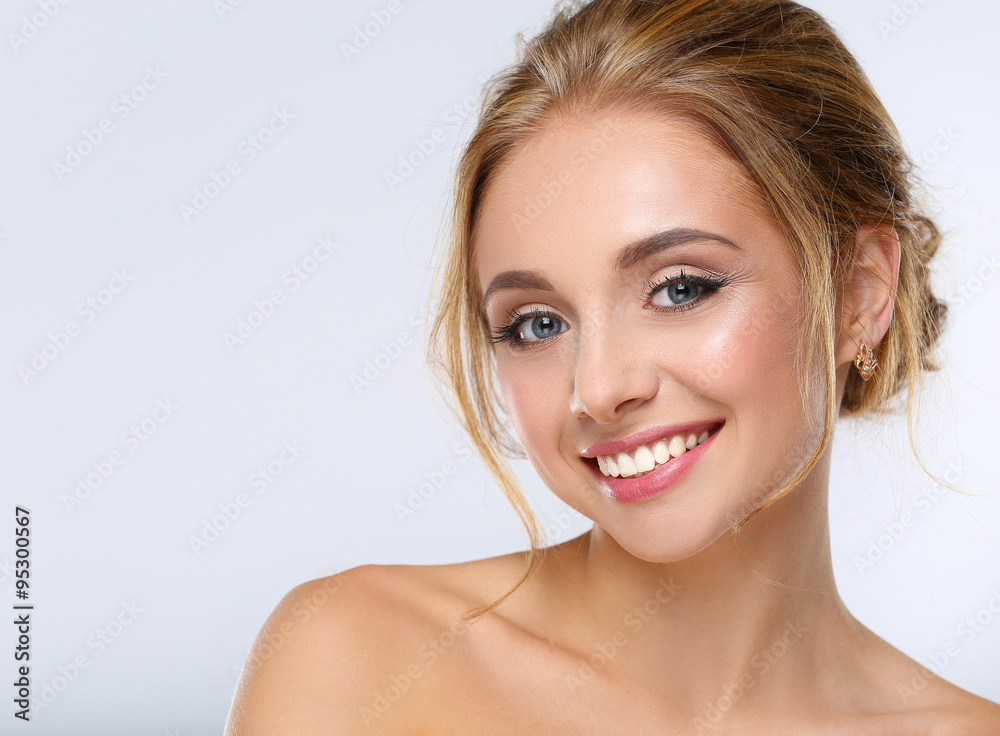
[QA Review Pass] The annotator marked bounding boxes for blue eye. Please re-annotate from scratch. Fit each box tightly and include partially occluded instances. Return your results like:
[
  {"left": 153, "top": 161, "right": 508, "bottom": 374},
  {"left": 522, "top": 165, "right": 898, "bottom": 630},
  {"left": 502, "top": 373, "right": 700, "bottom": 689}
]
[
  {"left": 521, "top": 314, "right": 563, "bottom": 341},
  {"left": 656, "top": 280, "right": 701, "bottom": 306},
  {"left": 490, "top": 307, "right": 566, "bottom": 351},
  {"left": 646, "top": 269, "right": 727, "bottom": 311},
  {"left": 490, "top": 269, "right": 728, "bottom": 352}
]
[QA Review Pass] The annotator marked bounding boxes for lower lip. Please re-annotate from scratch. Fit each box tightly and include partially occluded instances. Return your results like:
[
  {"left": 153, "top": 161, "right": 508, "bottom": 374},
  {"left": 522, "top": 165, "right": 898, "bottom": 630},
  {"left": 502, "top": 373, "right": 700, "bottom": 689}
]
[{"left": 588, "top": 426, "right": 722, "bottom": 503}]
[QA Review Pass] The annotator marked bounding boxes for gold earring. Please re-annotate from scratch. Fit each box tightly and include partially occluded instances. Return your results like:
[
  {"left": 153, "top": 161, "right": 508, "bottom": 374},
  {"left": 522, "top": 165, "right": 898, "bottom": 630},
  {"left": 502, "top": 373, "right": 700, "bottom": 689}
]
[{"left": 854, "top": 339, "right": 878, "bottom": 381}]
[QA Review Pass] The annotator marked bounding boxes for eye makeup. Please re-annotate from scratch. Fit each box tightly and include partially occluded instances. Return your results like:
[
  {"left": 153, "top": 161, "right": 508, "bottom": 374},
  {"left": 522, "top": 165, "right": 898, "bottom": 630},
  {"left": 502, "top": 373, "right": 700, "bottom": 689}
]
[{"left": 489, "top": 266, "right": 732, "bottom": 351}]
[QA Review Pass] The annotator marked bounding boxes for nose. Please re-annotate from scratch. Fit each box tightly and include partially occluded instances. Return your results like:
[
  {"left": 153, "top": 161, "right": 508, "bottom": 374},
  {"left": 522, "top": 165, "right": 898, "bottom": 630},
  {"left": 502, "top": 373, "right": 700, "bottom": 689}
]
[{"left": 569, "top": 317, "right": 658, "bottom": 423}]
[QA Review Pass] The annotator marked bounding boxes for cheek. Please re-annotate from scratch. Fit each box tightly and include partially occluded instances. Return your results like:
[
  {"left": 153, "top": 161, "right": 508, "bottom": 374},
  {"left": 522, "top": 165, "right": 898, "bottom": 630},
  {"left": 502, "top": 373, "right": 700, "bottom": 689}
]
[
  {"left": 681, "top": 293, "right": 814, "bottom": 502},
  {"left": 497, "top": 357, "right": 566, "bottom": 456},
  {"left": 678, "top": 291, "right": 802, "bottom": 409}
]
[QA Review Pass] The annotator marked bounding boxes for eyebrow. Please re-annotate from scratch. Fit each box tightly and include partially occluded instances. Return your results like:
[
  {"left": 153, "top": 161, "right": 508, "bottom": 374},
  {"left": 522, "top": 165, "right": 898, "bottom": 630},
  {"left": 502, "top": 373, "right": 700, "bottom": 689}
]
[{"left": 479, "top": 227, "right": 741, "bottom": 312}]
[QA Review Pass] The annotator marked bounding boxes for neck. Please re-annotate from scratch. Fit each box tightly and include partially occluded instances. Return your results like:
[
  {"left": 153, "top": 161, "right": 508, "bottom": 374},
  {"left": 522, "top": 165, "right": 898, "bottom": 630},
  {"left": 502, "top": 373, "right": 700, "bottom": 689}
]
[{"left": 557, "top": 444, "right": 856, "bottom": 714}]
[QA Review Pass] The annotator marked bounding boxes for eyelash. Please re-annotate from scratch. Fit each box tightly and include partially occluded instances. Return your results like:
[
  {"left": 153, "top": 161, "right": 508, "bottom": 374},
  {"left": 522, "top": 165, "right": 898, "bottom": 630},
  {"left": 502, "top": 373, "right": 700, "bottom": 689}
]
[
  {"left": 642, "top": 269, "right": 730, "bottom": 309},
  {"left": 489, "top": 269, "right": 730, "bottom": 351},
  {"left": 489, "top": 307, "right": 553, "bottom": 352}
]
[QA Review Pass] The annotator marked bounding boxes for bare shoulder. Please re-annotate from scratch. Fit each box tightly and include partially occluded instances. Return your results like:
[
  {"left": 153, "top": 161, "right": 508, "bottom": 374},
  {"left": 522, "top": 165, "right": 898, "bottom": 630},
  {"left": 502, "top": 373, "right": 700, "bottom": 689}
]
[
  {"left": 921, "top": 684, "right": 1000, "bottom": 735},
  {"left": 224, "top": 553, "right": 528, "bottom": 736},
  {"left": 849, "top": 622, "right": 1000, "bottom": 735}
]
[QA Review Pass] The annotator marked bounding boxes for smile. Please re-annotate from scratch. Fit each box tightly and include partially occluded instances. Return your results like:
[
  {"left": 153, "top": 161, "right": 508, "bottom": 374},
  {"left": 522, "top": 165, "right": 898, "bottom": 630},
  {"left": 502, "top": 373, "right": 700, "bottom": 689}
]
[
  {"left": 581, "top": 421, "right": 724, "bottom": 503},
  {"left": 595, "top": 423, "right": 720, "bottom": 478}
]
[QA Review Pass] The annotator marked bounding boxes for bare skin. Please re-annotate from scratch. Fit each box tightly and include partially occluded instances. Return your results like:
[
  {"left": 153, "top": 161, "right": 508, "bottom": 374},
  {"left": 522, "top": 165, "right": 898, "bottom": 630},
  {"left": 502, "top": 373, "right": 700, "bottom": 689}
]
[{"left": 225, "top": 110, "right": 1000, "bottom": 734}]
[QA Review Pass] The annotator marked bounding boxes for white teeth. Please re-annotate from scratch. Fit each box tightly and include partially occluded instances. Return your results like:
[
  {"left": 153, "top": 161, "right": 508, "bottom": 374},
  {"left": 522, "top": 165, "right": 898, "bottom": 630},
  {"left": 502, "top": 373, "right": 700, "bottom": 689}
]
[
  {"left": 668, "top": 436, "right": 687, "bottom": 458},
  {"left": 616, "top": 452, "right": 638, "bottom": 478},
  {"left": 633, "top": 446, "right": 656, "bottom": 473},
  {"left": 594, "top": 425, "right": 718, "bottom": 478}
]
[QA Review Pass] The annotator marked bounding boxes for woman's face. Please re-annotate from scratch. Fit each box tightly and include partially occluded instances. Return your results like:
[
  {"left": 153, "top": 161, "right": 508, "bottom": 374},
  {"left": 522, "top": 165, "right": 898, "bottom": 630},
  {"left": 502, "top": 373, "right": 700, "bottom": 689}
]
[{"left": 474, "top": 109, "right": 821, "bottom": 562}]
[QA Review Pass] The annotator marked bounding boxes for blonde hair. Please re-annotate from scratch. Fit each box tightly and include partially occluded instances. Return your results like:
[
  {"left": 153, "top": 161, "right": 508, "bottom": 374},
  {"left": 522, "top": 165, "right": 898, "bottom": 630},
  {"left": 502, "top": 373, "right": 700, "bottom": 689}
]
[{"left": 425, "top": 0, "right": 946, "bottom": 621}]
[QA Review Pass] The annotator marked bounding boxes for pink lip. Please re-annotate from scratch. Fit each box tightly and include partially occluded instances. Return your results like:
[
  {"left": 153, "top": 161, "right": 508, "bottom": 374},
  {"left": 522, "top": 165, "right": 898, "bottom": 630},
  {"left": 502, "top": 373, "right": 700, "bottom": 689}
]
[
  {"left": 581, "top": 418, "right": 725, "bottom": 458},
  {"left": 585, "top": 423, "right": 723, "bottom": 504}
]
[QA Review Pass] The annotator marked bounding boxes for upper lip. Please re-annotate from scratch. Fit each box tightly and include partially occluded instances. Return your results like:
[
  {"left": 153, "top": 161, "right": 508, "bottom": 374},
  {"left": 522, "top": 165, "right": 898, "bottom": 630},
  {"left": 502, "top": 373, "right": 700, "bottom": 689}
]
[{"left": 580, "top": 418, "right": 725, "bottom": 458}]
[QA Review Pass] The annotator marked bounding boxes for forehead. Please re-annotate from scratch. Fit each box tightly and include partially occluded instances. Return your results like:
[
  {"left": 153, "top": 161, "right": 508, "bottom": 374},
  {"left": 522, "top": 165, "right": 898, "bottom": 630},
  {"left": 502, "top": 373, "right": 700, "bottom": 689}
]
[{"left": 472, "top": 109, "right": 778, "bottom": 291}]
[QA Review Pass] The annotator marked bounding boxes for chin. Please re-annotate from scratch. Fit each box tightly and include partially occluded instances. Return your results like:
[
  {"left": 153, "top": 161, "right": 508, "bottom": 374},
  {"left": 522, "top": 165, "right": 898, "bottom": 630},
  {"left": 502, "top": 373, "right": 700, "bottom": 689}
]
[{"left": 597, "top": 508, "right": 742, "bottom": 564}]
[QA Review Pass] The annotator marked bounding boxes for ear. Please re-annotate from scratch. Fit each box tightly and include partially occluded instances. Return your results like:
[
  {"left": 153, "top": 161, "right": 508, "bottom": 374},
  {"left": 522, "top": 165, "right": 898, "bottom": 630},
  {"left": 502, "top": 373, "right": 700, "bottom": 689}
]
[{"left": 835, "top": 223, "right": 901, "bottom": 368}]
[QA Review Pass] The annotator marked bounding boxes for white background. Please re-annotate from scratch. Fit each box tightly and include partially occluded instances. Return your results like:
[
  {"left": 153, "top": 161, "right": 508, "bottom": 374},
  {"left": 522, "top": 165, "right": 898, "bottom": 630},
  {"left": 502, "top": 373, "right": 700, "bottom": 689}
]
[{"left": 1, "top": 0, "right": 998, "bottom": 732}]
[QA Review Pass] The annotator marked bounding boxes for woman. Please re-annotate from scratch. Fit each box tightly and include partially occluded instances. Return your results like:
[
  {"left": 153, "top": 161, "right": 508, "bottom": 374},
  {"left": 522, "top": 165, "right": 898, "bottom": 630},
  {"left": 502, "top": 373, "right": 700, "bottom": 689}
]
[{"left": 226, "top": 0, "right": 1000, "bottom": 732}]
